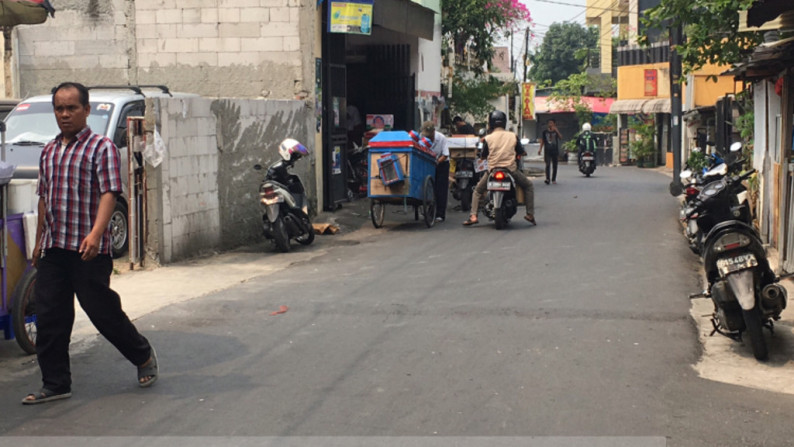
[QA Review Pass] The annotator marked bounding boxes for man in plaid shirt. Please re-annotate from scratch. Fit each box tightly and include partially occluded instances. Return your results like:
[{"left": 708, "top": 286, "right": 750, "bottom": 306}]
[{"left": 22, "top": 82, "right": 158, "bottom": 404}]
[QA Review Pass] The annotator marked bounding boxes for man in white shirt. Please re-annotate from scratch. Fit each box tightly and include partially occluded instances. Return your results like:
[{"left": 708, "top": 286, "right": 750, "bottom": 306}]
[{"left": 421, "top": 121, "right": 450, "bottom": 222}]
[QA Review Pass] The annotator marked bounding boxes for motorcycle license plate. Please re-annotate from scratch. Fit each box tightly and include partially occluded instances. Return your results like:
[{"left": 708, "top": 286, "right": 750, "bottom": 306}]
[
  {"left": 716, "top": 253, "right": 758, "bottom": 276},
  {"left": 582, "top": 156, "right": 594, "bottom": 161},
  {"left": 456, "top": 171, "right": 474, "bottom": 178},
  {"left": 487, "top": 181, "right": 511, "bottom": 191}
]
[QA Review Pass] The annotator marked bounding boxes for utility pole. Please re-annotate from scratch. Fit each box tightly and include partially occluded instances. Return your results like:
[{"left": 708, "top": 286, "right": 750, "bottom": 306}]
[
  {"left": 523, "top": 27, "right": 529, "bottom": 82},
  {"left": 669, "top": 23, "right": 683, "bottom": 196}
]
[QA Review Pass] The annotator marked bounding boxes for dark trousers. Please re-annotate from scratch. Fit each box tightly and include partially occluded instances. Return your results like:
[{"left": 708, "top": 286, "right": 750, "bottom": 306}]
[
  {"left": 35, "top": 248, "right": 151, "bottom": 393},
  {"left": 435, "top": 160, "right": 450, "bottom": 219},
  {"left": 544, "top": 148, "right": 559, "bottom": 181}
]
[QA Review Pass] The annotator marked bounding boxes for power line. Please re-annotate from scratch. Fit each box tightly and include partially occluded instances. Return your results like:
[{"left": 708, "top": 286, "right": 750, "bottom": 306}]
[{"left": 528, "top": 0, "right": 628, "bottom": 13}]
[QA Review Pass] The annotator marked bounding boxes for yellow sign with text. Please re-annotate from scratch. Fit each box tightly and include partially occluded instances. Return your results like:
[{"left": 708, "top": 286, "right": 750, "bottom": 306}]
[
  {"left": 522, "top": 82, "right": 536, "bottom": 120},
  {"left": 329, "top": 0, "right": 373, "bottom": 35}
]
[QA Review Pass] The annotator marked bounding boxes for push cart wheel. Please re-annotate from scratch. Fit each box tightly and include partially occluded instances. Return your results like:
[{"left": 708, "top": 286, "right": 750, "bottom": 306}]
[
  {"left": 371, "top": 200, "right": 385, "bottom": 228},
  {"left": 11, "top": 268, "right": 37, "bottom": 355},
  {"left": 422, "top": 176, "right": 436, "bottom": 228}
]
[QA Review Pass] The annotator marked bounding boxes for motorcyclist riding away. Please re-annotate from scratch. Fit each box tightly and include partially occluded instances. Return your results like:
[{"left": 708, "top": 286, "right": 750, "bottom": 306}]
[
  {"left": 577, "top": 122, "right": 596, "bottom": 164},
  {"left": 463, "top": 110, "right": 536, "bottom": 226}
]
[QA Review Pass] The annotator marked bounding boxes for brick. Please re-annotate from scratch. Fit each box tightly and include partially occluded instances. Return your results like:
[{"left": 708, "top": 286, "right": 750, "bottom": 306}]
[
  {"left": 260, "top": 22, "right": 299, "bottom": 37},
  {"left": 183, "top": 8, "right": 202, "bottom": 23},
  {"left": 178, "top": 23, "right": 219, "bottom": 38},
  {"left": 218, "top": 23, "right": 261, "bottom": 37},
  {"left": 156, "top": 9, "right": 182, "bottom": 24},
  {"left": 201, "top": 9, "right": 218, "bottom": 23},
  {"left": 240, "top": 36, "right": 283, "bottom": 52},
  {"left": 33, "top": 41, "right": 74, "bottom": 57},
  {"left": 136, "top": 9, "right": 157, "bottom": 25},
  {"left": 161, "top": 38, "right": 199, "bottom": 53},
  {"left": 260, "top": 0, "right": 288, "bottom": 6},
  {"left": 218, "top": 8, "right": 241, "bottom": 22},
  {"left": 283, "top": 36, "right": 300, "bottom": 52},
  {"left": 177, "top": 52, "right": 219, "bottom": 66},
  {"left": 221, "top": 0, "right": 261, "bottom": 6},
  {"left": 238, "top": 7, "right": 270, "bottom": 22},
  {"left": 270, "top": 7, "right": 290, "bottom": 22},
  {"left": 199, "top": 37, "right": 241, "bottom": 52},
  {"left": 153, "top": 24, "right": 178, "bottom": 39},
  {"left": 289, "top": 7, "right": 300, "bottom": 23},
  {"left": 137, "top": 38, "right": 159, "bottom": 54}
]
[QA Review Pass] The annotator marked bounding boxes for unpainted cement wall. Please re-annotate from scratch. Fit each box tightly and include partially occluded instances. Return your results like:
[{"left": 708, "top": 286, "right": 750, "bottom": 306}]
[
  {"left": 14, "top": 0, "right": 313, "bottom": 100},
  {"left": 145, "top": 96, "right": 313, "bottom": 263}
]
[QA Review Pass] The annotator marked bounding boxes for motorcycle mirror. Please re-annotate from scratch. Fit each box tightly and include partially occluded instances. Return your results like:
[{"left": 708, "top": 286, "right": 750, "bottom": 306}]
[
  {"left": 729, "top": 141, "right": 743, "bottom": 153},
  {"left": 254, "top": 164, "right": 263, "bottom": 170},
  {"left": 680, "top": 169, "right": 692, "bottom": 180},
  {"left": 520, "top": 138, "right": 530, "bottom": 145}
]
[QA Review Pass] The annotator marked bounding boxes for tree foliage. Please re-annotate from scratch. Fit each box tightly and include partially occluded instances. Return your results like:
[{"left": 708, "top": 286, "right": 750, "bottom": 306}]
[
  {"left": 639, "top": 0, "right": 764, "bottom": 75},
  {"left": 442, "top": 0, "right": 530, "bottom": 73},
  {"left": 528, "top": 22, "right": 598, "bottom": 85},
  {"left": 448, "top": 75, "right": 515, "bottom": 121}
]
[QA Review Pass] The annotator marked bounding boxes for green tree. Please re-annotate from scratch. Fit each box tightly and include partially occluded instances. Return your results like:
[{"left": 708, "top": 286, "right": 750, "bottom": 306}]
[
  {"left": 442, "top": 0, "right": 530, "bottom": 73},
  {"left": 528, "top": 23, "right": 598, "bottom": 85},
  {"left": 449, "top": 75, "right": 515, "bottom": 121},
  {"left": 639, "top": 0, "right": 764, "bottom": 75}
]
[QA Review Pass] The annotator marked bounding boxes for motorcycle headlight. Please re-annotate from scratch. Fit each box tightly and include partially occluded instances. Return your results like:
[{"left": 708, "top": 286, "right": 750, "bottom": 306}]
[{"left": 713, "top": 232, "right": 752, "bottom": 253}]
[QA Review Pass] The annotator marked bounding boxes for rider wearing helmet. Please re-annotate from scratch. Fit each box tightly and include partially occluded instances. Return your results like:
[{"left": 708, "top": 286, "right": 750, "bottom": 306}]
[
  {"left": 576, "top": 122, "right": 595, "bottom": 165},
  {"left": 463, "top": 110, "right": 536, "bottom": 226}
]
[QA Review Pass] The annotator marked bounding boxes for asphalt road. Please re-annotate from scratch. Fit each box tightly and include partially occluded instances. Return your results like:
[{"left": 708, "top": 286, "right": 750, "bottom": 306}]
[{"left": 2, "top": 162, "right": 794, "bottom": 446}]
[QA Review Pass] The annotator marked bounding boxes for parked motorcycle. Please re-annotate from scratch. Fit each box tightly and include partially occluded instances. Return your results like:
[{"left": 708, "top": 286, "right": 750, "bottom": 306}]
[
  {"left": 687, "top": 143, "right": 787, "bottom": 361},
  {"left": 679, "top": 145, "right": 745, "bottom": 254},
  {"left": 346, "top": 143, "right": 368, "bottom": 201},
  {"left": 255, "top": 138, "right": 314, "bottom": 252},
  {"left": 450, "top": 157, "right": 476, "bottom": 211}
]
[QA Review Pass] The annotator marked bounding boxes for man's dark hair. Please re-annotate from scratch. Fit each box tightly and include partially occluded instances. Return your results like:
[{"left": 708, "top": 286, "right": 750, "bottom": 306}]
[
  {"left": 52, "top": 82, "right": 89, "bottom": 107},
  {"left": 453, "top": 116, "right": 464, "bottom": 124},
  {"left": 547, "top": 119, "right": 556, "bottom": 124}
]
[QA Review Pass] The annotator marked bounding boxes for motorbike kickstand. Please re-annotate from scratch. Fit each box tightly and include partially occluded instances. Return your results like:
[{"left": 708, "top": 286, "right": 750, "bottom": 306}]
[{"left": 710, "top": 318, "right": 742, "bottom": 341}]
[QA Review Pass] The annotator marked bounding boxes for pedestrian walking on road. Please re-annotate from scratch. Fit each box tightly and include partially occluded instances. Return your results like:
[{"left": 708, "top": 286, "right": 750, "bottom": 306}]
[
  {"left": 421, "top": 121, "right": 450, "bottom": 223},
  {"left": 538, "top": 118, "right": 563, "bottom": 184},
  {"left": 22, "top": 82, "right": 158, "bottom": 405}
]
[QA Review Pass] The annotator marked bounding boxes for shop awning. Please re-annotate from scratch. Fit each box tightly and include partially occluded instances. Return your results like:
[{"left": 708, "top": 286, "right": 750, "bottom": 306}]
[
  {"left": 609, "top": 99, "right": 647, "bottom": 114},
  {"left": 373, "top": 0, "right": 435, "bottom": 40},
  {"left": 534, "top": 96, "right": 615, "bottom": 114},
  {"left": 642, "top": 98, "right": 671, "bottom": 114}
]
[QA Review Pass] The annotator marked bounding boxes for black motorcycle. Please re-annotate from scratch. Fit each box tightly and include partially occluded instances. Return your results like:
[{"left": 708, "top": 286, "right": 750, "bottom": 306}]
[
  {"left": 451, "top": 157, "right": 476, "bottom": 212},
  {"left": 483, "top": 167, "right": 520, "bottom": 229},
  {"left": 687, "top": 156, "right": 787, "bottom": 361},
  {"left": 578, "top": 150, "right": 596, "bottom": 176},
  {"left": 255, "top": 157, "right": 314, "bottom": 253}
]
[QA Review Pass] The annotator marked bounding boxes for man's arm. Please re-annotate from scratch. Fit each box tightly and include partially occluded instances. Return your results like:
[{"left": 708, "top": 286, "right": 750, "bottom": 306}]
[
  {"left": 79, "top": 191, "right": 117, "bottom": 261},
  {"left": 32, "top": 198, "right": 46, "bottom": 267}
]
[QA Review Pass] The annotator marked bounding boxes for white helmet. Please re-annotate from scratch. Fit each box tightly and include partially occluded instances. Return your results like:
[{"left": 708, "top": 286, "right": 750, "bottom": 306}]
[
  {"left": 278, "top": 138, "right": 309, "bottom": 162},
  {"left": 582, "top": 123, "right": 592, "bottom": 132}
]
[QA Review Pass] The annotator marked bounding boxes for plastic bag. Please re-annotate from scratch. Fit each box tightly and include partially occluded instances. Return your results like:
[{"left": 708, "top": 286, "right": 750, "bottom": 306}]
[{"left": 143, "top": 127, "right": 165, "bottom": 167}]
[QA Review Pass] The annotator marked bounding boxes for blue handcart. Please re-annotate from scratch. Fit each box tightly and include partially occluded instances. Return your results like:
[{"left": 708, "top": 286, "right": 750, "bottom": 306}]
[{"left": 367, "top": 131, "right": 437, "bottom": 228}]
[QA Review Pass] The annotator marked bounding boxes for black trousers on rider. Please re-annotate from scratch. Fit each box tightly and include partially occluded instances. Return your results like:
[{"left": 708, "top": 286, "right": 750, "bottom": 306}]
[{"left": 435, "top": 160, "right": 449, "bottom": 220}]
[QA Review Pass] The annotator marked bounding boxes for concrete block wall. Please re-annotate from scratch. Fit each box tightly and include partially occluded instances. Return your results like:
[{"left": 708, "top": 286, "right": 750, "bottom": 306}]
[
  {"left": 146, "top": 96, "right": 311, "bottom": 263},
  {"left": 14, "top": 0, "right": 313, "bottom": 100}
]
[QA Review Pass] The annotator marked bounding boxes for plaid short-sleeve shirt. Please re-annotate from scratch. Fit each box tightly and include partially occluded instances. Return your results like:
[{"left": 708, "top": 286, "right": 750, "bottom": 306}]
[{"left": 37, "top": 126, "right": 123, "bottom": 255}]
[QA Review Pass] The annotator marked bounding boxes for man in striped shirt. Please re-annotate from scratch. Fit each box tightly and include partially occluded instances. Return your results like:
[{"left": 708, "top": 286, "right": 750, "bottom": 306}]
[{"left": 22, "top": 82, "right": 158, "bottom": 404}]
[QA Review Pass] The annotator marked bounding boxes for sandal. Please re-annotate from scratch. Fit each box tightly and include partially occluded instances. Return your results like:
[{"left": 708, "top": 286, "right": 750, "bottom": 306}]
[
  {"left": 462, "top": 216, "right": 479, "bottom": 226},
  {"left": 524, "top": 214, "right": 536, "bottom": 225},
  {"left": 138, "top": 346, "right": 159, "bottom": 388},
  {"left": 21, "top": 388, "right": 72, "bottom": 405}
]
